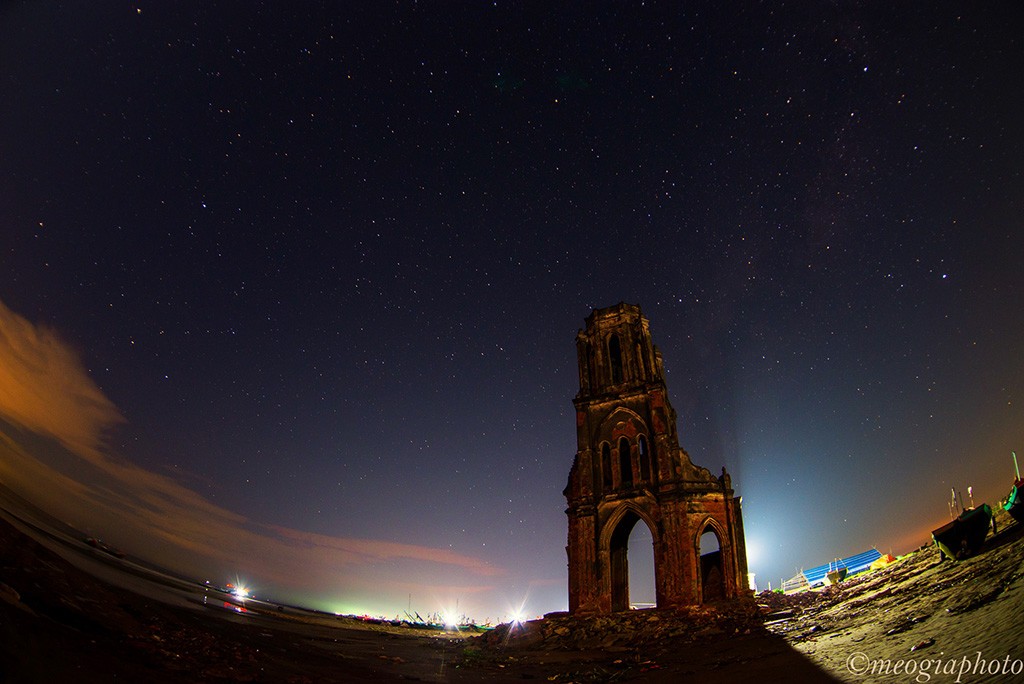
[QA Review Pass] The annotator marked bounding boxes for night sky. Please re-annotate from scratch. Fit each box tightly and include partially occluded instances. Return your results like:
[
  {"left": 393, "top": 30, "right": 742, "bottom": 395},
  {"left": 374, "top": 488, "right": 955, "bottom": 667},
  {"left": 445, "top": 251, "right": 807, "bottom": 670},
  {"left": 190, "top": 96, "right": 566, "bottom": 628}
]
[{"left": 1, "top": 2, "right": 1022, "bottom": 620}]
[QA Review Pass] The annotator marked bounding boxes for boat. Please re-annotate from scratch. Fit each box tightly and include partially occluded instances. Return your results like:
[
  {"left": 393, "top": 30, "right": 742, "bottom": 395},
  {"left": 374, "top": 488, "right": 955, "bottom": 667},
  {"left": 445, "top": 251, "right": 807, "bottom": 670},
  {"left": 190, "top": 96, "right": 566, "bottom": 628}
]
[
  {"left": 85, "top": 537, "right": 126, "bottom": 559},
  {"left": 825, "top": 567, "right": 847, "bottom": 585},
  {"left": 1004, "top": 482, "right": 1024, "bottom": 522},
  {"left": 931, "top": 503, "right": 994, "bottom": 560},
  {"left": 1002, "top": 452, "right": 1024, "bottom": 523},
  {"left": 823, "top": 559, "right": 847, "bottom": 585}
]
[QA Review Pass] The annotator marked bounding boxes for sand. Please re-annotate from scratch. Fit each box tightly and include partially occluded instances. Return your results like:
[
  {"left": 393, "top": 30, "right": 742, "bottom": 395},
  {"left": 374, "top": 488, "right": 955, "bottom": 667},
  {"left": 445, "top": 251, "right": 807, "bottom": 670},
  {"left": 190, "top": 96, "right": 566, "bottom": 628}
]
[{"left": 1, "top": 500, "right": 1022, "bottom": 682}]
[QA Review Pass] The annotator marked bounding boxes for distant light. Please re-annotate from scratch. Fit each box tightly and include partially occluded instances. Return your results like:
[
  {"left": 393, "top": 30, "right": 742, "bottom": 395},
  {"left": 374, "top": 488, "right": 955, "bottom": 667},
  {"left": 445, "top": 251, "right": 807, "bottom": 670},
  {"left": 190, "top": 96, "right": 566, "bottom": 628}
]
[
  {"left": 745, "top": 538, "right": 762, "bottom": 568},
  {"left": 506, "top": 593, "right": 530, "bottom": 628}
]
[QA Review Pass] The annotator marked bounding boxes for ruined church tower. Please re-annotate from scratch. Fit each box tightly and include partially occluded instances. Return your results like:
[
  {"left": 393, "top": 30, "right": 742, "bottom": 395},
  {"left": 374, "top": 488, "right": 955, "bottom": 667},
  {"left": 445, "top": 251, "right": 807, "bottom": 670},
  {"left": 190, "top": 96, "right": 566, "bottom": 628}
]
[{"left": 564, "top": 303, "right": 748, "bottom": 613}]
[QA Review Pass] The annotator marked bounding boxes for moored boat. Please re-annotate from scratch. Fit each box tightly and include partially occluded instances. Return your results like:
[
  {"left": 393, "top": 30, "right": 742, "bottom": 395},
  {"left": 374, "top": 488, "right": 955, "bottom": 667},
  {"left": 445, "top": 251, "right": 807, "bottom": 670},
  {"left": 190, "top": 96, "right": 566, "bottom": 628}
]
[
  {"left": 1003, "top": 481, "right": 1024, "bottom": 522},
  {"left": 1003, "top": 452, "right": 1024, "bottom": 523},
  {"left": 932, "top": 503, "right": 994, "bottom": 560},
  {"left": 825, "top": 566, "right": 847, "bottom": 585}
]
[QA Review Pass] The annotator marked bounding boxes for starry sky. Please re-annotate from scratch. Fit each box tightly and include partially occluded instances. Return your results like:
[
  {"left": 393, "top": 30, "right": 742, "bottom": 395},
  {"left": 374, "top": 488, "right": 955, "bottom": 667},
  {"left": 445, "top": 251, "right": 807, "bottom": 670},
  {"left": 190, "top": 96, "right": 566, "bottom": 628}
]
[{"left": 1, "top": 2, "right": 1022, "bottom": 619}]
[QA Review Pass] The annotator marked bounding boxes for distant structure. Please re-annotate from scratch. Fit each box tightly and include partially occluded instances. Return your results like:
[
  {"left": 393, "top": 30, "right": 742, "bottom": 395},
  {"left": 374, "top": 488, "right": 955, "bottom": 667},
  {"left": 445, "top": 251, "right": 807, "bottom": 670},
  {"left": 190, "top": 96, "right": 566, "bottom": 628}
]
[
  {"left": 564, "top": 303, "right": 748, "bottom": 613},
  {"left": 781, "top": 548, "right": 883, "bottom": 593}
]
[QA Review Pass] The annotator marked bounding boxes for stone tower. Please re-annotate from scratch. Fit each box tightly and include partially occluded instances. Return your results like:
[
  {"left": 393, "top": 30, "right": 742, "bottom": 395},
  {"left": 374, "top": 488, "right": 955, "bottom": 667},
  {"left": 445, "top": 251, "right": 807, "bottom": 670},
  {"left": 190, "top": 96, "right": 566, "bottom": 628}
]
[{"left": 564, "top": 303, "right": 748, "bottom": 613}]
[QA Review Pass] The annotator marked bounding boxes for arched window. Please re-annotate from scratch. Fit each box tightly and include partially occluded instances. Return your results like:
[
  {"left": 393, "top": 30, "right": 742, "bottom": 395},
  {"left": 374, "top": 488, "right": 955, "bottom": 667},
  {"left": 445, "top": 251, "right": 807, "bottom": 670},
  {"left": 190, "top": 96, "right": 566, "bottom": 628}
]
[
  {"left": 608, "top": 334, "right": 623, "bottom": 384},
  {"left": 601, "top": 443, "right": 613, "bottom": 490},
  {"left": 638, "top": 435, "right": 650, "bottom": 481},
  {"left": 619, "top": 437, "right": 632, "bottom": 487}
]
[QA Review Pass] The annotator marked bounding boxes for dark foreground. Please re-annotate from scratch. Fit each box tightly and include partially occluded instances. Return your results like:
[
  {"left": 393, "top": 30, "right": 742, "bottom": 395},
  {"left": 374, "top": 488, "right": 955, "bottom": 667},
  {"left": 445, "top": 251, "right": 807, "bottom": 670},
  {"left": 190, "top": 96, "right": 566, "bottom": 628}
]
[{"left": 2, "top": 504, "right": 1022, "bottom": 683}]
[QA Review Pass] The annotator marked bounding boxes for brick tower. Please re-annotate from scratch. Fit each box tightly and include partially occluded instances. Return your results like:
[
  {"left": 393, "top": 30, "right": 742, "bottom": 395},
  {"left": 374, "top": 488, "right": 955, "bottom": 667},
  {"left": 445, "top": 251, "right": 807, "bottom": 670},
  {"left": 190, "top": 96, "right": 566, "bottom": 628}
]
[{"left": 564, "top": 303, "right": 748, "bottom": 613}]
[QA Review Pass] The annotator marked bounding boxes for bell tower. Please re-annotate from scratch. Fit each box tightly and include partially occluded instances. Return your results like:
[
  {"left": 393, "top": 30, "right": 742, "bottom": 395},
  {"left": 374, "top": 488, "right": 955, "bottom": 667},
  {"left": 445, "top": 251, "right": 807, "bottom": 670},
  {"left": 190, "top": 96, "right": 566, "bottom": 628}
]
[{"left": 565, "top": 303, "right": 748, "bottom": 613}]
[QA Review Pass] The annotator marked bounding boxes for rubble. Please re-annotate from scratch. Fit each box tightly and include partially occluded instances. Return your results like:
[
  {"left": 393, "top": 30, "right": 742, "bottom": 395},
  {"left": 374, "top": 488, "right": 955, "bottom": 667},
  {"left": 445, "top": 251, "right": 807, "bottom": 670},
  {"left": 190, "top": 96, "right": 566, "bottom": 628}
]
[{"left": 477, "top": 599, "right": 764, "bottom": 653}]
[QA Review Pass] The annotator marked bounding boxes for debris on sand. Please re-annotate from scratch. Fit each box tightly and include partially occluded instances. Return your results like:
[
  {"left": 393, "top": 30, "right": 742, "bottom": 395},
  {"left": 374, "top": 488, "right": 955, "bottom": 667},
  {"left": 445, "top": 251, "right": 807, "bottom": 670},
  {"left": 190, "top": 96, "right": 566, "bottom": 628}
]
[{"left": 477, "top": 600, "right": 764, "bottom": 652}]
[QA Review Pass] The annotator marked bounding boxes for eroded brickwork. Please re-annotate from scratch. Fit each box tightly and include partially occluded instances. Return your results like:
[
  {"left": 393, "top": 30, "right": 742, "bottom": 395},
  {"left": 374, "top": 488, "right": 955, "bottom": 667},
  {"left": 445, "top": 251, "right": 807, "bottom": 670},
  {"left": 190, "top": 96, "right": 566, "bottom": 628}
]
[{"left": 565, "top": 303, "right": 748, "bottom": 613}]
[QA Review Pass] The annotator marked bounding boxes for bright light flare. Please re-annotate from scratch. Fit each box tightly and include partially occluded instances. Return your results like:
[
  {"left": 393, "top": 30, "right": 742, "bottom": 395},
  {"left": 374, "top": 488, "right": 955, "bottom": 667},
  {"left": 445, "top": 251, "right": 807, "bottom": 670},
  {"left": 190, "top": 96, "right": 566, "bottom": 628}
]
[
  {"left": 506, "top": 593, "right": 530, "bottom": 628},
  {"left": 226, "top": 577, "right": 251, "bottom": 599}
]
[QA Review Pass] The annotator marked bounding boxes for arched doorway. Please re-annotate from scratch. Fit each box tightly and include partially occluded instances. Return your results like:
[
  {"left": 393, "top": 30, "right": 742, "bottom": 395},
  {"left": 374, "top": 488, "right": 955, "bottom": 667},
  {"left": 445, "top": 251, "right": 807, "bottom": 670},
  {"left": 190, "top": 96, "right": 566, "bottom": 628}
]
[
  {"left": 698, "top": 525, "right": 724, "bottom": 603},
  {"left": 608, "top": 510, "right": 656, "bottom": 611}
]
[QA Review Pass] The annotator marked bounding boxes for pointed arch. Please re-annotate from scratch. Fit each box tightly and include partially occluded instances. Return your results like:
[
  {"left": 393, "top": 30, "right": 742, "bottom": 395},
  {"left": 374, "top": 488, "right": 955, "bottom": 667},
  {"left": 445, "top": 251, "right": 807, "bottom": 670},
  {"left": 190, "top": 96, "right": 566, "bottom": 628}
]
[
  {"left": 693, "top": 515, "right": 728, "bottom": 548},
  {"left": 695, "top": 517, "right": 727, "bottom": 604},
  {"left": 595, "top": 407, "right": 649, "bottom": 446},
  {"left": 599, "top": 501, "right": 660, "bottom": 550}
]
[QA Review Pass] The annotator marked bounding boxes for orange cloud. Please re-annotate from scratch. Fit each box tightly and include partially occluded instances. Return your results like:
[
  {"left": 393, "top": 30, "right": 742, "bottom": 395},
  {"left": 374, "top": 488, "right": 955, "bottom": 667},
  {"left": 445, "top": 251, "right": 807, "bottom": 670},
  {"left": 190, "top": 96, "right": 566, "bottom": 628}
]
[{"left": 0, "top": 299, "right": 124, "bottom": 460}]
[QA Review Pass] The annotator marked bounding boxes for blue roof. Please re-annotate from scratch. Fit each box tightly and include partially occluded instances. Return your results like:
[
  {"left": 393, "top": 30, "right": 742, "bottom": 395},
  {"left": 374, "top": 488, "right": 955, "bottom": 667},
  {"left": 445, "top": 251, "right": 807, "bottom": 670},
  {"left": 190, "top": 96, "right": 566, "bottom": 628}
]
[{"left": 802, "top": 548, "right": 882, "bottom": 585}]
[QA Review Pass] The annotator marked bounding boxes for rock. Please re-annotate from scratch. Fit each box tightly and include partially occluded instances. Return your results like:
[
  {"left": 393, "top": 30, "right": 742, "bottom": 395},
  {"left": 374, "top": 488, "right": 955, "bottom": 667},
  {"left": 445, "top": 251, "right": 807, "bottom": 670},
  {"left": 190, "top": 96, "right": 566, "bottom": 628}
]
[{"left": 910, "top": 638, "right": 935, "bottom": 652}]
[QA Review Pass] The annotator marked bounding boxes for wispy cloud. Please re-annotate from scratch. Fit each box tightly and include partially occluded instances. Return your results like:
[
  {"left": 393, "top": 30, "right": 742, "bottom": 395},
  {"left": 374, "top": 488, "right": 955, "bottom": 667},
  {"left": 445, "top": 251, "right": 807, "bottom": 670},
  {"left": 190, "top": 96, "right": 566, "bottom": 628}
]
[
  {"left": 267, "top": 526, "right": 504, "bottom": 577},
  {"left": 0, "top": 299, "right": 124, "bottom": 460}
]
